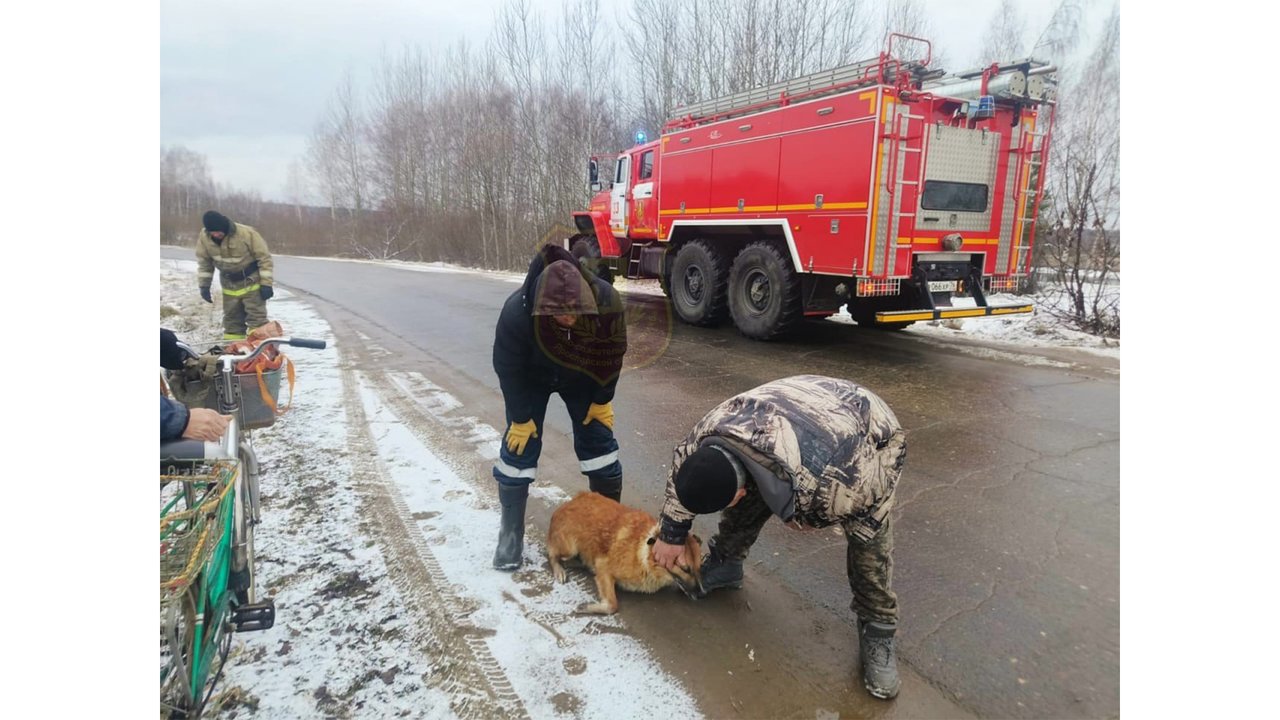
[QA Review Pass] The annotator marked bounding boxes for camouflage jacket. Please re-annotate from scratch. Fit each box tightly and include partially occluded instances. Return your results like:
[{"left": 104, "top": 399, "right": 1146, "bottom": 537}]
[
  {"left": 659, "top": 375, "right": 906, "bottom": 544},
  {"left": 196, "top": 221, "right": 274, "bottom": 292}
]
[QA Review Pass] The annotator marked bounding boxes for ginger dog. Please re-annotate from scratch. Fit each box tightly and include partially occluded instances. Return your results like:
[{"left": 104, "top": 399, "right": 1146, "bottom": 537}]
[{"left": 547, "top": 491, "right": 704, "bottom": 615}]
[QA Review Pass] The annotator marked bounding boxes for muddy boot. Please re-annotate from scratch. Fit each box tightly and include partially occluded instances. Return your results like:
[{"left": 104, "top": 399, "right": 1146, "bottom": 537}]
[
  {"left": 858, "top": 620, "right": 901, "bottom": 700},
  {"left": 493, "top": 483, "right": 529, "bottom": 571},
  {"left": 698, "top": 541, "right": 744, "bottom": 595},
  {"left": 588, "top": 473, "right": 623, "bottom": 503}
]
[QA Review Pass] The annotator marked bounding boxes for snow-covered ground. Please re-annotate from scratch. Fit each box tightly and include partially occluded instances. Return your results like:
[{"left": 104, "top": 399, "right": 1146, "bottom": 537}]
[
  {"left": 828, "top": 288, "right": 1120, "bottom": 360},
  {"left": 161, "top": 259, "right": 701, "bottom": 719}
]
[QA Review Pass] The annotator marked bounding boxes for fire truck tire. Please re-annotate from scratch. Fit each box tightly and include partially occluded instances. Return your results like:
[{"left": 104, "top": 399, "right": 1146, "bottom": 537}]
[
  {"left": 670, "top": 240, "right": 729, "bottom": 326},
  {"left": 571, "top": 235, "right": 614, "bottom": 285},
  {"left": 728, "top": 241, "right": 803, "bottom": 340}
]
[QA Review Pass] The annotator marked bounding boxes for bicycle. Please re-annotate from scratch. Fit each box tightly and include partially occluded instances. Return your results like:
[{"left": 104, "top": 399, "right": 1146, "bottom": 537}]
[{"left": 160, "top": 334, "right": 326, "bottom": 718}]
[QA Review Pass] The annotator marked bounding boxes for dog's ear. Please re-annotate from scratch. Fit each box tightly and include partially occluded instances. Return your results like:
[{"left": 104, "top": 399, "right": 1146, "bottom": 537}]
[{"left": 647, "top": 536, "right": 656, "bottom": 546}]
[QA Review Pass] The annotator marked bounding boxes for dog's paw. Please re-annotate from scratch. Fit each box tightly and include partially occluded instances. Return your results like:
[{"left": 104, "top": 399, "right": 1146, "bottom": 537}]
[
  {"left": 552, "top": 566, "right": 566, "bottom": 583},
  {"left": 573, "top": 602, "right": 614, "bottom": 616}
]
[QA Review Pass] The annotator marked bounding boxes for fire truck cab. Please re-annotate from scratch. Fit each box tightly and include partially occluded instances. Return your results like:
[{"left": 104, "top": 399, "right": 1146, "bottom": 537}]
[{"left": 570, "top": 36, "right": 1056, "bottom": 340}]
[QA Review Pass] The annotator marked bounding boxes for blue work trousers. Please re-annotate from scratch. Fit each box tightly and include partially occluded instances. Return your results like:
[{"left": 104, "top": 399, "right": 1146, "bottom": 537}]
[{"left": 493, "top": 390, "right": 621, "bottom": 487}]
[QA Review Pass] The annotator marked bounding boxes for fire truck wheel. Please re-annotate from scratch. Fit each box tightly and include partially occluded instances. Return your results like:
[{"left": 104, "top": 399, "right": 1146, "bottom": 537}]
[
  {"left": 669, "top": 240, "right": 729, "bottom": 326},
  {"left": 571, "top": 235, "right": 614, "bottom": 285},
  {"left": 728, "top": 241, "right": 803, "bottom": 340}
]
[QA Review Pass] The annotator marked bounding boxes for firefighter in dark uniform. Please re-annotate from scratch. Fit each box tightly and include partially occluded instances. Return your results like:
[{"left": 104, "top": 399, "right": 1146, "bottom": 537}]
[
  {"left": 650, "top": 375, "right": 907, "bottom": 700},
  {"left": 196, "top": 210, "right": 274, "bottom": 340},
  {"left": 491, "top": 244, "right": 627, "bottom": 571}
]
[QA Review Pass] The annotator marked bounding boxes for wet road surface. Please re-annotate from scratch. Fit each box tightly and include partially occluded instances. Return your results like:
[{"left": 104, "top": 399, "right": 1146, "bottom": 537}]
[{"left": 167, "top": 249, "right": 1119, "bottom": 718}]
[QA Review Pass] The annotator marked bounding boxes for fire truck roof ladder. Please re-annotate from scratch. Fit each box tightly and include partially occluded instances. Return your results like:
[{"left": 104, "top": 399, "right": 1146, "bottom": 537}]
[{"left": 667, "top": 55, "right": 943, "bottom": 129}]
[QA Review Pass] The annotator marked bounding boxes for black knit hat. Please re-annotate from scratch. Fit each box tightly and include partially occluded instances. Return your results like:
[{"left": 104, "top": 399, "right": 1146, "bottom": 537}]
[
  {"left": 674, "top": 446, "right": 741, "bottom": 513},
  {"left": 202, "top": 210, "right": 231, "bottom": 235}
]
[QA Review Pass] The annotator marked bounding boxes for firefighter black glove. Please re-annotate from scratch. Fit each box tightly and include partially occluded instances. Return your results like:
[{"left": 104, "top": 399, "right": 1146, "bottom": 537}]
[
  {"left": 200, "top": 287, "right": 213, "bottom": 303},
  {"left": 160, "top": 328, "right": 185, "bottom": 370},
  {"left": 259, "top": 285, "right": 274, "bottom": 300}
]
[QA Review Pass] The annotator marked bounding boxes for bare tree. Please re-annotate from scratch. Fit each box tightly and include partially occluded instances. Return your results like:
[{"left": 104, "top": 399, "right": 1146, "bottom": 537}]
[
  {"left": 217, "top": 185, "right": 264, "bottom": 226},
  {"left": 271, "top": 0, "right": 911, "bottom": 274},
  {"left": 880, "top": 0, "right": 943, "bottom": 67},
  {"left": 160, "top": 145, "right": 216, "bottom": 244},
  {"left": 307, "top": 71, "right": 372, "bottom": 255},
  {"left": 283, "top": 160, "right": 308, "bottom": 225},
  {"left": 975, "top": 0, "right": 1028, "bottom": 66},
  {"left": 1032, "top": 0, "right": 1086, "bottom": 64},
  {"left": 1036, "top": 5, "right": 1119, "bottom": 337},
  {"left": 622, "top": 0, "right": 875, "bottom": 134}
]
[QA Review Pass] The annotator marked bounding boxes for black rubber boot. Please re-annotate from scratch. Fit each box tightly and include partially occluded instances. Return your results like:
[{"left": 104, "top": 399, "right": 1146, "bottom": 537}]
[
  {"left": 698, "top": 540, "right": 744, "bottom": 595},
  {"left": 859, "top": 620, "right": 901, "bottom": 700},
  {"left": 493, "top": 483, "right": 529, "bottom": 571},
  {"left": 588, "top": 473, "right": 623, "bottom": 503}
]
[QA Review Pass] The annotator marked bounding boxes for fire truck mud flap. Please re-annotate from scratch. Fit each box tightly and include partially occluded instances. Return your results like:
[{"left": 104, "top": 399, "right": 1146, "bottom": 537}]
[{"left": 875, "top": 303, "right": 1034, "bottom": 323}]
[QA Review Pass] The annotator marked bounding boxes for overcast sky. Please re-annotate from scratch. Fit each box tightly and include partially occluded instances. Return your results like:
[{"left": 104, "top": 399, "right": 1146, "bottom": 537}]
[{"left": 161, "top": 0, "right": 1113, "bottom": 202}]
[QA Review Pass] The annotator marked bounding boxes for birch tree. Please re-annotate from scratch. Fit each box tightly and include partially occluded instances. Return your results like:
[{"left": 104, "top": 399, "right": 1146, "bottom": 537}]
[
  {"left": 975, "top": 0, "right": 1029, "bottom": 66},
  {"left": 1036, "top": 6, "right": 1120, "bottom": 337}
]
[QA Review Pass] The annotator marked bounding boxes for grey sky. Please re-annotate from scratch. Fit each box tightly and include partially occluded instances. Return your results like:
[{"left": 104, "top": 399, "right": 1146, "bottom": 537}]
[{"left": 161, "top": 0, "right": 1110, "bottom": 202}]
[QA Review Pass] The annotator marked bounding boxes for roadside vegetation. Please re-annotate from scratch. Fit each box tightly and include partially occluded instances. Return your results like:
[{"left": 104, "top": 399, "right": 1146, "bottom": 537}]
[{"left": 160, "top": 0, "right": 1118, "bottom": 338}]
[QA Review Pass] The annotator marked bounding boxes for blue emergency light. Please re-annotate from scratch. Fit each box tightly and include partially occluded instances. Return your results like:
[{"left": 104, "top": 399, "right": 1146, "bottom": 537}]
[{"left": 635, "top": 130, "right": 647, "bottom": 144}]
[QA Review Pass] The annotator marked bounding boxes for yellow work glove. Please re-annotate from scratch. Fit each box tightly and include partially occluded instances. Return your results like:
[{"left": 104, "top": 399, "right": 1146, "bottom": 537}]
[
  {"left": 582, "top": 402, "right": 614, "bottom": 431},
  {"left": 506, "top": 420, "right": 538, "bottom": 455}
]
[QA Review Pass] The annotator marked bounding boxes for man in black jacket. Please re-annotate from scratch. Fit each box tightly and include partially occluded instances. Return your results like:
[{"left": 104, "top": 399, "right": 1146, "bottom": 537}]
[{"left": 491, "top": 244, "right": 628, "bottom": 570}]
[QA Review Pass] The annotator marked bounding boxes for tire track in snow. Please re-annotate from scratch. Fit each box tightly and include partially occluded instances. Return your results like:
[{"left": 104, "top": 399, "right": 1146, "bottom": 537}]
[{"left": 339, "top": 357, "right": 530, "bottom": 720}]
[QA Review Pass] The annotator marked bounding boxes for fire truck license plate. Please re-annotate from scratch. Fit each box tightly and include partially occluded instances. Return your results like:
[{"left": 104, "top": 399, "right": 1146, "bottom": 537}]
[{"left": 927, "top": 280, "right": 959, "bottom": 292}]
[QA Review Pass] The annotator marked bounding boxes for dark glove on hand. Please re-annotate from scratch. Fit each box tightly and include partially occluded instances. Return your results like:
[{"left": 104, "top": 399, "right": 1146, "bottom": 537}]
[
  {"left": 259, "top": 285, "right": 274, "bottom": 300},
  {"left": 160, "top": 328, "right": 185, "bottom": 370},
  {"left": 200, "top": 287, "right": 213, "bottom": 303}
]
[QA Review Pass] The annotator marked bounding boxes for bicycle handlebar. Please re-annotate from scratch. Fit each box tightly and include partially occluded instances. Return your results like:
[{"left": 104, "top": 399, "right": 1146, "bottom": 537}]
[
  {"left": 171, "top": 336, "right": 327, "bottom": 368},
  {"left": 287, "top": 337, "right": 327, "bottom": 350},
  {"left": 217, "top": 337, "right": 326, "bottom": 369}
]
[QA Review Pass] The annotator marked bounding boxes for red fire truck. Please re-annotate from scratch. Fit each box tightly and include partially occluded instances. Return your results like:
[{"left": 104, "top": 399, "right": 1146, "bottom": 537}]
[{"left": 569, "top": 35, "right": 1055, "bottom": 340}]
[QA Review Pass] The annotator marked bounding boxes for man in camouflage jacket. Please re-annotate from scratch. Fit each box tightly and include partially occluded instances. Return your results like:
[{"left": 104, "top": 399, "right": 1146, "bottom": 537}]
[
  {"left": 196, "top": 210, "right": 274, "bottom": 340},
  {"left": 650, "top": 374, "right": 907, "bottom": 700}
]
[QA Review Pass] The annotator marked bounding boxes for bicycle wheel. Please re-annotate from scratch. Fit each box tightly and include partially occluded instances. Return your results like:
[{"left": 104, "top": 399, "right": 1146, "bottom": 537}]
[
  {"left": 161, "top": 588, "right": 198, "bottom": 717},
  {"left": 231, "top": 443, "right": 260, "bottom": 605}
]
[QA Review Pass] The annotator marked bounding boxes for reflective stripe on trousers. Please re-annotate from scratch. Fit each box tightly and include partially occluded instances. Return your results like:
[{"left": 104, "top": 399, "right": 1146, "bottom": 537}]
[{"left": 493, "top": 388, "right": 621, "bottom": 485}]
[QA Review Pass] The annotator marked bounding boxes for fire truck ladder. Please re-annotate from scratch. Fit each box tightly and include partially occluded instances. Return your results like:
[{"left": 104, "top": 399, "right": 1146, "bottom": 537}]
[
  {"left": 886, "top": 106, "right": 925, "bottom": 274},
  {"left": 1009, "top": 124, "right": 1050, "bottom": 277},
  {"left": 626, "top": 243, "right": 643, "bottom": 278},
  {"left": 667, "top": 55, "right": 939, "bottom": 128}
]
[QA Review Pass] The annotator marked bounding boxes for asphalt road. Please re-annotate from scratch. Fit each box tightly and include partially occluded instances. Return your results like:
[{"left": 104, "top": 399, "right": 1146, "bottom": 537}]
[{"left": 166, "top": 249, "right": 1119, "bottom": 719}]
